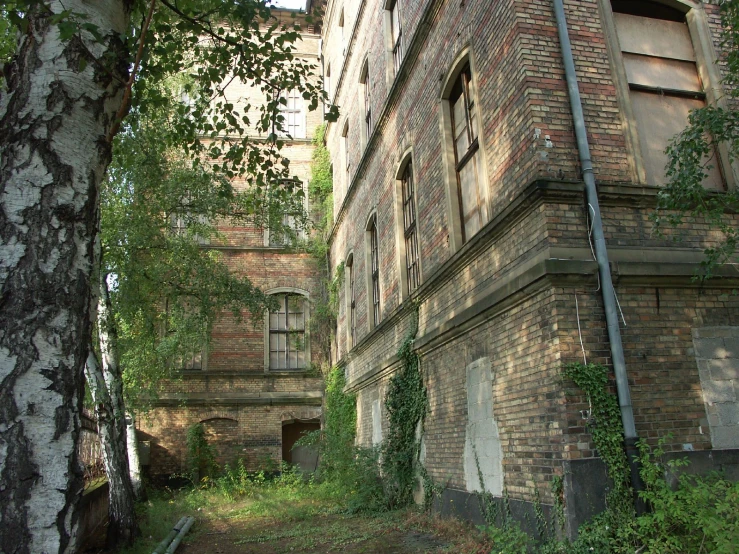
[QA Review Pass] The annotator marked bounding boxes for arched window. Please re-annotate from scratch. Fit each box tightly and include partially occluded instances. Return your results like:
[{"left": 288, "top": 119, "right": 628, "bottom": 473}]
[
  {"left": 267, "top": 292, "right": 309, "bottom": 371},
  {"left": 360, "top": 59, "right": 372, "bottom": 145},
  {"left": 366, "top": 214, "right": 381, "bottom": 328},
  {"left": 440, "top": 51, "right": 488, "bottom": 249},
  {"left": 394, "top": 151, "right": 421, "bottom": 299},
  {"left": 387, "top": 0, "right": 403, "bottom": 75},
  {"left": 339, "top": 8, "right": 345, "bottom": 55},
  {"left": 345, "top": 254, "right": 356, "bottom": 348},
  {"left": 400, "top": 159, "right": 420, "bottom": 293},
  {"left": 341, "top": 120, "right": 350, "bottom": 191}
]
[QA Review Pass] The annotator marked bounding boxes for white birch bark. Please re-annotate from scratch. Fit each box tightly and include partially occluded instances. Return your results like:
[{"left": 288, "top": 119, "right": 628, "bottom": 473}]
[
  {"left": 125, "top": 411, "right": 146, "bottom": 501},
  {"left": 83, "top": 350, "right": 138, "bottom": 548},
  {"left": 0, "top": 2, "right": 130, "bottom": 552},
  {"left": 93, "top": 272, "right": 139, "bottom": 546}
]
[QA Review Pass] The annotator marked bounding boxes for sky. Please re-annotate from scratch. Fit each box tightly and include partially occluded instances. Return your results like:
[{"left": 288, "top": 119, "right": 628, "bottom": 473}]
[{"left": 268, "top": 0, "right": 307, "bottom": 10}]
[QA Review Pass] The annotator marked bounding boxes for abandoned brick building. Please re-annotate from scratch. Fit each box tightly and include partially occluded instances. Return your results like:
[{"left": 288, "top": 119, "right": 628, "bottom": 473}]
[
  {"left": 323, "top": 0, "right": 739, "bottom": 534},
  {"left": 136, "top": 0, "right": 739, "bottom": 535},
  {"left": 138, "top": 5, "right": 325, "bottom": 477}
]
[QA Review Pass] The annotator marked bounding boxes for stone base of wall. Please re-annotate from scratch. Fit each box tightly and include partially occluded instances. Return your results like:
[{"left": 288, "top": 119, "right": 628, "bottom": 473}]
[
  {"left": 562, "top": 450, "right": 739, "bottom": 540},
  {"left": 432, "top": 487, "right": 555, "bottom": 541},
  {"left": 435, "top": 449, "right": 739, "bottom": 542}
]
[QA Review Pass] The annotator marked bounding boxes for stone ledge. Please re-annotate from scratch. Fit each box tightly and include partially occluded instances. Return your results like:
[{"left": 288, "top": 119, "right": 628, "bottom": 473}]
[
  {"left": 152, "top": 392, "right": 323, "bottom": 407},
  {"left": 178, "top": 370, "right": 323, "bottom": 379}
]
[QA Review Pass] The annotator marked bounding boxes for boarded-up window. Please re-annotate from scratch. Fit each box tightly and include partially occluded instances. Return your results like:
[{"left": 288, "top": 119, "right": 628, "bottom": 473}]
[
  {"left": 450, "top": 64, "right": 486, "bottom": 241},
  {"left": 613, "top": 10, "right": 723, "bottom": 189},
  {"left": 269, "top": 294, "right": 307, "bottom": 370}
]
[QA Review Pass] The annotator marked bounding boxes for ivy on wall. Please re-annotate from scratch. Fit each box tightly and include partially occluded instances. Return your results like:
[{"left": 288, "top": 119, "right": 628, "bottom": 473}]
[{"left": 381, "top": 307, "right": 428, "bottom": 508}]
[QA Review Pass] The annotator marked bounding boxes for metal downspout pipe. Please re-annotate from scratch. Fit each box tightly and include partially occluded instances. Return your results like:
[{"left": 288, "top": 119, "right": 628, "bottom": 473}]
[{"left": 552, "top": 0, "right": 643, "bottom": 502}]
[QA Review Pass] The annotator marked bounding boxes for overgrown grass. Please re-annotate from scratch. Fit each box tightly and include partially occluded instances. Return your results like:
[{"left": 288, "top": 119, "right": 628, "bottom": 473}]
[{"left": 119, "top": 464, "right": 495, "bottom": 554}]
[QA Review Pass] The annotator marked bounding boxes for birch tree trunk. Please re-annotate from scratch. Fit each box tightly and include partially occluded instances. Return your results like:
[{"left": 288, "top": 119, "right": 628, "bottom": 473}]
[
  {"left": 0, "top": 2, "right": 130, "bottom": 552},
  {"left": 126, "top": 411, "right": 146, "bottom": 502},
  {"left": 88, "top": 272, "right": 139, "bottom": 547},
  {"left": 83, "top": 352, "right": 138, "bottom": 548}
]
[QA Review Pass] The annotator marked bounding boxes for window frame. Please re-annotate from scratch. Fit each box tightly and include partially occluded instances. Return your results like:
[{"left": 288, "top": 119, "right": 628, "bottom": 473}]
[
  {"left": 264, "top": 288, "right": 311, "bottom": 372},
  {"left": 276, "top": 88, "right": 306, "bottom": 139},
  {"left": 599, "top": 0, "right": 738, "bottom": 188},
  {"left": 394, "top": 150, "right": 422, "bottom": 299},
  {"left": 360, "top": 59, "right": 372, "bottom": 147},
  {"left": 365, "top": 213, "right": 381, "bottom": 329},
  {"left": 263, "top": 179, "right": 307, "bottom": 247},
  {"left": 345, "top": 254, "right": 356, "bottom": 349},
  {"left": 383, "top": 0, "right": 404, "bottom": 84},
  {"left": 439, "top": 49, "right": 490, "bottom": 252}
]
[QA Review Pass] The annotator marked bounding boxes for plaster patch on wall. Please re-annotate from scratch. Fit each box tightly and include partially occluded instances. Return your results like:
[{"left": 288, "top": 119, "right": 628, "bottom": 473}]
[
  {"left": 372, "top": 398, "right": 383, "bottom": 445},
  {"left": 693, "top": 327, "right": 739, "bottom": 449},
  {"left": 463, "top": 357, "right": 504, "bottom": 495}
]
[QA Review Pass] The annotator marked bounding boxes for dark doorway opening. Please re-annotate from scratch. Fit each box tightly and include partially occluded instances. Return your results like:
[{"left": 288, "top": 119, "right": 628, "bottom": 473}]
[{"left": 282, "top": 420, "right": 320, "bottom": 472}]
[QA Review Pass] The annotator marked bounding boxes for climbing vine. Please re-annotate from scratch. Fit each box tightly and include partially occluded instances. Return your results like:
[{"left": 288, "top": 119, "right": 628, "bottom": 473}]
[
  {"left": 307, "top": 123, "right": 334, "bottom": 259},
  {"left": 562, "top": 362, "right": 635, "bottom": 550},
  {"left": 381, "top": 307, "right": 428, "bottom": 508},
  {"left": 305, "top": 124, "right": 337, "bottom": 365}
]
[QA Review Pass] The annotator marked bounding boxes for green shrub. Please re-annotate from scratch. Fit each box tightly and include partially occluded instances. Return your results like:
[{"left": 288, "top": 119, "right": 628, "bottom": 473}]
[
  {"left": 634, "top": 439, "right": 739, "bottom": 554},
  {"left": 186, "top": 423, "right": 218, "bottom": 483}
]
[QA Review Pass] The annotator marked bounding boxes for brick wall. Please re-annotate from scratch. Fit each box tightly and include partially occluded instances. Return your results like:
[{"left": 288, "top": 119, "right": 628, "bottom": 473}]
[
  {"left": 324, "top": 0, "right": 738, "bottom": 526},
  {"left": 140, "top": 405, "right": 322, "bottom": 476}
]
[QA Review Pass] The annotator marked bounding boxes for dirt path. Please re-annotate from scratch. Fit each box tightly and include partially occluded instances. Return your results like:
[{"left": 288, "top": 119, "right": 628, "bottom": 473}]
[{"left": 175, "top": 509, "right": 491, "bottom": 554}]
